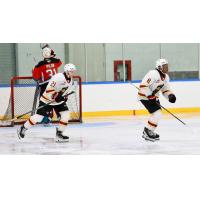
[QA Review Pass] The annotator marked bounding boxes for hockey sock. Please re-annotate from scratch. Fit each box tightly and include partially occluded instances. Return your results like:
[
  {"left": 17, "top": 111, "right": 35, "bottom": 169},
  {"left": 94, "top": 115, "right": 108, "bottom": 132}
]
[
  {"left": 58, "top": 111, "right": 70, "bottom": 132},
  {"left": 24, "top": 114, "right": 44, "bottom": 129},
  {"left": 147, "top": 110, "right": 162, "bottom": 131}
]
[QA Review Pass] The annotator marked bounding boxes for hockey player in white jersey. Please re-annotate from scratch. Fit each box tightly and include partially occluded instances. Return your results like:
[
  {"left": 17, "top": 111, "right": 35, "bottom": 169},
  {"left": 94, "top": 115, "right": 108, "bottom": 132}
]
[
  {"left": 138, "top": 58, "right": 176, "bottom": 142},
  {"left": 17, "top": 63, "right": 77, "bottom": 142}
]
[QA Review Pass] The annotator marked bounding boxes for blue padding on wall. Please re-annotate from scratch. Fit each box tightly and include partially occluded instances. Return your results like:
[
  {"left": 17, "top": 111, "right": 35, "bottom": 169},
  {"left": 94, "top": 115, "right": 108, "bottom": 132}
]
[
  {"left": 0, "top": 84, "right": 36, "bottom": 88},
  {"left": 0, "top": 84, "right": 10, "bottom": 88},
  {"left": 82, "top": 80, "right": 141, "bottom": 85},
  {"left": 82, "top": 79, "right": 200, "bottom": 85},
  {"left": 170, "top": 78, "right": 200, "bottom": 82},
  {"left": 13, "top": 84, "right": 36, "bottom": 87},
  {"left": 1, "top": 79, "right": 200, "bottom": 87}
]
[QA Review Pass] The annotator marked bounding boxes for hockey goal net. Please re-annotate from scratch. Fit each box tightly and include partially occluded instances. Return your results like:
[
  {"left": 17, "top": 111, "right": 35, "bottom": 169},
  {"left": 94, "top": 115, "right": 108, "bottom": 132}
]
[{"left": 0, "top": 76, "right": 82, "bottom": 127}]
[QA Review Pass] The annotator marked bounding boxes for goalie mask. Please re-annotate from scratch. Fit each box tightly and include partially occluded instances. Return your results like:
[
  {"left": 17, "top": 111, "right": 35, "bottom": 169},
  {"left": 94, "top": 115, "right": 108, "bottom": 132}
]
[
  {"left": 155, "top": 58, "right": 168, "bottom": 73},
  {"left": 42, "top": 47, "right": 56, "bottom": 58}
]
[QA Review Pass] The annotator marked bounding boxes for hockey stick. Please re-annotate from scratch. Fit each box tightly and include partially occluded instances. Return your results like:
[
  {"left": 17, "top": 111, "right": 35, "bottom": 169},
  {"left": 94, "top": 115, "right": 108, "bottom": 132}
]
[
  {"left": 0, "top": 91, "right": 75, "bottom": 124},
  {"left": 129, "top": 82, "right": 187, "bottom": 126},
  {"left": 31, "top": 81, "right": 40, "bottom": 115},
  {"left": 155, "top": 103, "right": 186, "bottom": 125}
]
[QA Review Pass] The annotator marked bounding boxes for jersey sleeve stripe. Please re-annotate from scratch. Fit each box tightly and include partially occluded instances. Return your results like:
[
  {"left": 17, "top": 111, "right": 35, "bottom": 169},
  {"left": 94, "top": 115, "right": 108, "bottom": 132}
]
[
  {"left": 162, "top": 90, "right": 170, "bottom": 94},
  {"left": 138, "top": 92, "right": 146, "bottom": 97},
  {"left": 41, "top": 94, "right": 51, "bottom": 101},
  {"left": 139, "top": 85, "right": 148, "bottom": 88},
  {"left": 46, "top": 89, "right": 55, "bottom": 93}
]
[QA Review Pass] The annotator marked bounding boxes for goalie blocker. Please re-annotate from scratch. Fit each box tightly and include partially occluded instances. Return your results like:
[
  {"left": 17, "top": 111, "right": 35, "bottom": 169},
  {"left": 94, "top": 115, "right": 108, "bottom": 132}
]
[{"left": 18, "top": 63, "right": 78, "bottom": 142}]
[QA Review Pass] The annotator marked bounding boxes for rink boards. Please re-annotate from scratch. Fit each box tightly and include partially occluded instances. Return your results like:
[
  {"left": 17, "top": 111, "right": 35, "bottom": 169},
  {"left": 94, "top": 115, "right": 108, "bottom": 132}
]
[{"left": 1, "top": 80, "right": 200, "bottom": 118}]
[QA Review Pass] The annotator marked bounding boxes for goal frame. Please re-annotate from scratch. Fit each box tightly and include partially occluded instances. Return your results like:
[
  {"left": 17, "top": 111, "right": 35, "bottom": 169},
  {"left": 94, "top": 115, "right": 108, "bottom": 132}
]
[{"left": 10, "top": 75, "right": 83, "bottom": 124}]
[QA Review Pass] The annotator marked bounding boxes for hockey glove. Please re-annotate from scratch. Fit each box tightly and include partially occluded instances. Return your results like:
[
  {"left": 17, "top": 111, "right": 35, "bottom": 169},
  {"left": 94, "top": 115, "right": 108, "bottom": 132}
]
[
  {"left": 168, "top": 94, "right": 176, "bottom": 103},
  {"left": 55, "top": 92, "right": 68, "bottom": 103},
  {"left": 152, "top": 84, "right": 164, "bottom": 96}
]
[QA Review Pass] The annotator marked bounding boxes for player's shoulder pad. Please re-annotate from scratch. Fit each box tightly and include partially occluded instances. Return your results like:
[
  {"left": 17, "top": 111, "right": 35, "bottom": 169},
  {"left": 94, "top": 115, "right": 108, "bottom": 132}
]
[
  {"left": 35, "top": 60, "right": 47, "bottom": 68},
  {"left": 147, "top": 70, "right": 159, "bottom": 79},
  {"left": 50, "top": 57, "right": 61, "bottom": 63},
  {"left": 51, "top": 73, "right": 65, "bottom": 81}
]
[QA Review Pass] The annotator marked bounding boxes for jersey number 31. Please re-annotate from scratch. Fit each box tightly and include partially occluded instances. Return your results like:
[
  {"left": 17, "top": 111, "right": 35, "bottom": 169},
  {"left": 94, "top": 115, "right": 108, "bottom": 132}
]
[{"left": 46, "top": 68, "right": 57, "bottom": 78}]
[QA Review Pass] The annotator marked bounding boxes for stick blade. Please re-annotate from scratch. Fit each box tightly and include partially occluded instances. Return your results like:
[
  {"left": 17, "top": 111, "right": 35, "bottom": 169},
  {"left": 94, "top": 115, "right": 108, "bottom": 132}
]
[{"left": 0, "top": 119, "right": 13, "bottom": 127}]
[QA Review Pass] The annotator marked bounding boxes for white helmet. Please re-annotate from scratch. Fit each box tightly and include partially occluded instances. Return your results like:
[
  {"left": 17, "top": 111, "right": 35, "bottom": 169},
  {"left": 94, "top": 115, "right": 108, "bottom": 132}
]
[
  {"left": 42, "top": 47, "right": 51, "bottom": 58},
  {"left": 64, "top": 63, "right": 77, "bottom": 72},
  {"left": 156, "top": 58, "right": 168, "bottom": 69}
]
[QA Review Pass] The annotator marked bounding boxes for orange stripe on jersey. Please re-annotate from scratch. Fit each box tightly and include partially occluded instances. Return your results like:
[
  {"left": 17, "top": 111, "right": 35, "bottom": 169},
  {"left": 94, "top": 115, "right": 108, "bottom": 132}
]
[
  {"left": 162, "top": 90, "right": 170, "bottom": 94},
  {"left": 148, "top": 121, "right": 157, "bottom": 127},
  {"left": 139, "top": 85, "right": 148, "bottom": 88},
  {"left": 59, "top": 121, "right": 68, "bottom": 126},
  {"left": 42, "top": 94, "right": 50, "bottom": 101},
  {"left": 28, "top": 119, "right": 35, "bottom": 125},
  {"left": 138, "top": 92, "right": 146, "bottom": 97},
  {"left": 46, "top": 89, "right": 55, "bottom": 93}
]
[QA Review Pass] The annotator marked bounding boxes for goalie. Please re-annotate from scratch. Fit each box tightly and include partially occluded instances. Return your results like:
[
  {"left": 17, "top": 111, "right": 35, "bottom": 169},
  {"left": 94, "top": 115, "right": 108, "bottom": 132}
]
[
  {"left": 138, "top": 58, "right": 176, "bottom": 142},
  {"left": 32, "top": 44, "right": 62, "bottom": 124},
  {"left": 17, "top": 63, "right": 77, "bottom": 142}
]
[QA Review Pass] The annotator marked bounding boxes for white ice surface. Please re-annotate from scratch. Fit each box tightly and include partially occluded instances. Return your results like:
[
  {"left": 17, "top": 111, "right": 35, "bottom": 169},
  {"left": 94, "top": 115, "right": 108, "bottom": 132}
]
[{"left": 0, "top": 114, "right": 200, "bottom": 154}]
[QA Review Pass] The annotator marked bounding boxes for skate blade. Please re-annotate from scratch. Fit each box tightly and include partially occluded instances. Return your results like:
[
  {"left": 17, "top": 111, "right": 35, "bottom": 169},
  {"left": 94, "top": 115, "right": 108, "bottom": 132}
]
[
  {"left": 142, "top": 134, "right": 155, "bottom": 142},
  {"left": 56, "top": 137, "right": 69, "bottom": 143}
]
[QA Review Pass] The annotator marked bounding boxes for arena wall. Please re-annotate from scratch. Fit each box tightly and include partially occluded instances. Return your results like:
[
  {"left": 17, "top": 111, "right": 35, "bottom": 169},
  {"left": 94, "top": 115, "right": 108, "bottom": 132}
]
[{"left": 0, "top": 80, "right": 200, "bottom": 118}]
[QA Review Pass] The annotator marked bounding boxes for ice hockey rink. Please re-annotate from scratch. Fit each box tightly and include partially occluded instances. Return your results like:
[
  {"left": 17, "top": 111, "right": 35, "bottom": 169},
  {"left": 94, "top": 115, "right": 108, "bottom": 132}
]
[{"left": 0, "top": 113, "right": 200, "bottom": 155}]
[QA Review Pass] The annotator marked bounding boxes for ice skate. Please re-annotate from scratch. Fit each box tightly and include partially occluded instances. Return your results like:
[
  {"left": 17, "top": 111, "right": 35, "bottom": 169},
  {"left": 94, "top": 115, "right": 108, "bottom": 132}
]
[
  {"left": 153, "top": 131, "right": 160, "bottom": 140},
  {"left": 142, "top": 127, "right": 159, "bottom": 142},
  {"left": 17, "top": 125, "right": 27, "bottom": 139},
  {"left": 56, "top": 127, "right": 69, "bottom": 142},
  {"left": 43, "top": 117, "right": 51, "bottom": 127}
]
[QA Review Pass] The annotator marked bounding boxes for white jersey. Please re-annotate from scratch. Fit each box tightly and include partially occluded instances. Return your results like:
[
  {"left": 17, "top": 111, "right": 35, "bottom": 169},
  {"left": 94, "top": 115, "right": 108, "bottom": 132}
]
[
  {"left": 138, "top": 70, "right": 173, "bottom": 101},
  {"left": 40, "top": 73, "right": 74, "bottom": 105}
]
